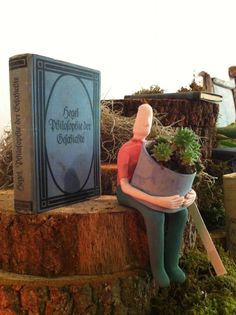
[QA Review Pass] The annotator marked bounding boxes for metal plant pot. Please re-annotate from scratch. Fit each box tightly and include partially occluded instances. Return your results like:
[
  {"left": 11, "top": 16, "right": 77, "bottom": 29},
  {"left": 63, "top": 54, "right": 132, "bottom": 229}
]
[{"left": 131, "top": 142, "right": 196, "bottom": 213}]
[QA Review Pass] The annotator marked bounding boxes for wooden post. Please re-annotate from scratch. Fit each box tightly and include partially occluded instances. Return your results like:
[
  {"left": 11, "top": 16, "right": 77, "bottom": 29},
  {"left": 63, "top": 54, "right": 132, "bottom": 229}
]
[
  {"left": 188, "top": 202, "right": 227, "bottom": 276},
  {"left": 223, "top": 172, "right": 236, "bottom": 262}
]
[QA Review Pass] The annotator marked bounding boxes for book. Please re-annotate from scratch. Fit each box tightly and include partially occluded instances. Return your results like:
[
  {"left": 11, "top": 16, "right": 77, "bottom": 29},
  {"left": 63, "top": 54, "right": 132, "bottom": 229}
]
[
  {"left": 124, "top": 91, "right": 223, "bottom": 103},
  {"left": 9, "top": 53, "right": 101, "bottom": 213}
]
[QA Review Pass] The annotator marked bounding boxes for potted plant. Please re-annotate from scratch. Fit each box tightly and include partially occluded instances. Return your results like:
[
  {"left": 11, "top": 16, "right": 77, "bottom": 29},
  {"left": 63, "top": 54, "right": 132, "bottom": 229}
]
[{"left": 131, "top": 127, "right": 202, "bottom": 212}]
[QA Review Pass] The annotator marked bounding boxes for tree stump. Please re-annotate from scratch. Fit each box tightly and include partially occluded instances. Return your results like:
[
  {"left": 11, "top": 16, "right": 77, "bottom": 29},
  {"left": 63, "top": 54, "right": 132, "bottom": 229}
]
[
  {"left": 0, "top": 190, "right": 196, "bottom": 277},
  {"left": 0, "top": 189, "right": 197, "bottom": 314},
  {"left": 102, "top": 98, "right": 219, "bottom": 160},
  {"left": 0, "top": 191, "right": 151, "bottom": 277},
  {"left": 0, "top": 269, "right": 156, "bottom": 315}
]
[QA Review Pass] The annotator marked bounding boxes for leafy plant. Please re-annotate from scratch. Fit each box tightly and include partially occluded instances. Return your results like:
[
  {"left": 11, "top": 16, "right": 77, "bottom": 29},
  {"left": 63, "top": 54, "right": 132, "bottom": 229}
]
[{"left": 148, "top": 127, "right": 202, "bottom": 174}]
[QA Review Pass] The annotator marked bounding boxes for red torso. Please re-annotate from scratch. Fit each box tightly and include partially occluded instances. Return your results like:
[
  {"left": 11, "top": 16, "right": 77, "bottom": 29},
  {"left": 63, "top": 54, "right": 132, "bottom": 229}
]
[{"left": 117, "top": 138, "right": 145, "bottom": 185}]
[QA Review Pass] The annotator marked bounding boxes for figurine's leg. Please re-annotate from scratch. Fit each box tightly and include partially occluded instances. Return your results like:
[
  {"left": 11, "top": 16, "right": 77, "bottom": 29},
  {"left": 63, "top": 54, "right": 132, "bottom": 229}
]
[
  {"left": 116, "top": 186, "right": 170, "bottom": 287},
  {"left": 143, "top": 209, "right": 170, "bottom": 287},
  {"left": 164, "top": 209, "right": 188, "bottom": 283}
]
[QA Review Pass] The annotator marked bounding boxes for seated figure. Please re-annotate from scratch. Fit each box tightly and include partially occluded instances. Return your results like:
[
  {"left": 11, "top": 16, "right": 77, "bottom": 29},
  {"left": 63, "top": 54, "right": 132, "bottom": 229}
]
[{"left": 116, "top": 103, "right": 196, "bottom": 287}]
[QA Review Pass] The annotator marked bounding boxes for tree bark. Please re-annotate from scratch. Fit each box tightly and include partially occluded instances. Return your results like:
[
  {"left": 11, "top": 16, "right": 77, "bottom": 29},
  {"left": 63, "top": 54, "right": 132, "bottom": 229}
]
[
  {"left": 0, "top": 190, "right": 196, "bottom": 278},
  {"left": 0, "top": 269, "right": 156, "bottom": 315},
  {"left": 104, "top": 98, "right": 219, "bottom": 159},
  {"left": 0, "top": 191, "right": 151, "bottom": 277}
]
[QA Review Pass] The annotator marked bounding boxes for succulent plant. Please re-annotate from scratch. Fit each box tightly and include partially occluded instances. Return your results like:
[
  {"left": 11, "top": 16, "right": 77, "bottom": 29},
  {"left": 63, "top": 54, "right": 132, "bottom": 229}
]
[
  {"left": 151, "top": 141, "right": 173, "bottom": 162},
  {"left": 149, "top": 127, "right": 201, "bottom": 174},
  {"left": 174, "top": 128, "right": 200, "bottom": 150}
]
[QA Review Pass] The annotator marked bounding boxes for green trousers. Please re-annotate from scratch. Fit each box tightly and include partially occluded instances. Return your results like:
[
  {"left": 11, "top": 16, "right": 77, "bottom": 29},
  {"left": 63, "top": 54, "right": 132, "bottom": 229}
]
[{"left": 116, "top": 186, "right": 188, "bottom": 287}]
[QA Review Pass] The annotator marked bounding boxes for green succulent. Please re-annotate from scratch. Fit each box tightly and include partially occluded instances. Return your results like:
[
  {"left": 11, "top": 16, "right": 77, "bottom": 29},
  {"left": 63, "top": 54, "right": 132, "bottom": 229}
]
[
  {"left": 179, "top": 140, "right": 201, "bottom": 166},
  {"left": 180, "top": 147, "right": 200, "bottom": 166},
  {"left": 174, "top": 127, "right": 200, "bottom": 150},
  {"left": 149, "top": 127, "right": 201, "bottom": 173},
  {"left": 151, "top": 142, "right": 173, "bottom": 162}
]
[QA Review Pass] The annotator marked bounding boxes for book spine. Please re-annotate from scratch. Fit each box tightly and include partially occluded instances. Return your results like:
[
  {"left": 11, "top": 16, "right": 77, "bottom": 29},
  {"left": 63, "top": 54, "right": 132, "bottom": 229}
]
[{"left": 9, "top": 54, "right": 34, "bottom": 213}]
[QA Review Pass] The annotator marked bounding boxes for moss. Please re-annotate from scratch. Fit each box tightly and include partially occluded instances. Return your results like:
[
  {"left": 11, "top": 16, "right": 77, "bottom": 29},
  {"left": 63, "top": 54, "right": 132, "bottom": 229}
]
[
  {"left": 132, "top": 85, "right": 164, "bottom": 95},
  {"left": 194, "top": 159, "right": 233, "bottom": 230},
  {"left": 151, "top": 249, "right": 236, "bottom": 314}
]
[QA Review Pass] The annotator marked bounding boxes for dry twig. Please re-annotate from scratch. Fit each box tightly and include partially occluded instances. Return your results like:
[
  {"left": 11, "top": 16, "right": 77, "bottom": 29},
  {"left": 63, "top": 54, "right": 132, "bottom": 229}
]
[{"left": 0, "top": 129, "right": 13, "bottom": 189}]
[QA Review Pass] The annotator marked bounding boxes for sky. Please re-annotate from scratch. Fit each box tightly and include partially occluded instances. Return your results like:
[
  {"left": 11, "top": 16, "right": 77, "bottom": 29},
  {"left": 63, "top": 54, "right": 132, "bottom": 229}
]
[{"left": 1, "top": 0, "right": 236, "bottom": 132}]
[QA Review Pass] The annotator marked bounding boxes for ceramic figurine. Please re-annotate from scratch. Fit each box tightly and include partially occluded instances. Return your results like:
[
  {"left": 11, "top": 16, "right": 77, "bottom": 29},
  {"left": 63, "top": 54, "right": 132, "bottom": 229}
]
[{"left": 116, "top": 103, "right": 196, "bottom": 287}]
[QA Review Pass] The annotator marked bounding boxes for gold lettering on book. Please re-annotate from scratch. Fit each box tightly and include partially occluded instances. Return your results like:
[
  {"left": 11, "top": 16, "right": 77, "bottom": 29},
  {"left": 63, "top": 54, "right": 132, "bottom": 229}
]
[
  {"left": 48, "top": 106, "right": 91, "bottom": 146},
  {"left": 12, "top": 77, "right": 20, "bottom": 112},
  {"left": 12, "top": 76, "right": 24, "bottom": 191},
  {"left": 16, "top": 171, "right": 24, "bottom": 191},
  {"left": 63, "top": 106, "right": 79, "bottom": 119},
  {"left": 15, "top": 125, "right": 23, "bottom": 166}
]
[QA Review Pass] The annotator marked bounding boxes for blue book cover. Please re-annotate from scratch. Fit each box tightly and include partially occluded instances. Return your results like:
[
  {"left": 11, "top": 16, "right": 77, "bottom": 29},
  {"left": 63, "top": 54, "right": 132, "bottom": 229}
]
[{"left": 9, "top": 54, "right": 101, "bottom": 213}]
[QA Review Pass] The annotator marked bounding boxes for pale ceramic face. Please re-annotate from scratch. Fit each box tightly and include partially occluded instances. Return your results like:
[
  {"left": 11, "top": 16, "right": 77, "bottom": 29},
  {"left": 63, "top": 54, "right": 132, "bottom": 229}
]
[{"left": 133, "top": 104, "right": 153, "bottom": 140}]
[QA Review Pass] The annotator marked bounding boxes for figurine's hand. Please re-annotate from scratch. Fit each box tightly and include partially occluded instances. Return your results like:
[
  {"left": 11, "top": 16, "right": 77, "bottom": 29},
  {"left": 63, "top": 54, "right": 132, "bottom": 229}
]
[
  {"left": 183, "top": 189, "right": 196, "bottom": 207},
  {"left": 120, "top": 179, "right": 184, "bottom": 210},
  {"left": 151, "top": 195, "right": 185, "bottom": 210}
]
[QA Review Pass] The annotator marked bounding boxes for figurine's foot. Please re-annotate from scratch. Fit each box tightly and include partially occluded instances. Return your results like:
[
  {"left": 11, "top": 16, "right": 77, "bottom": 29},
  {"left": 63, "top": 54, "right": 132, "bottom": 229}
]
[
  {"left": 154, "top": 269, "right": 170, "bottom": 288},
  {"left": 166, "top": 266, "right": 186, "bottom": 284}
]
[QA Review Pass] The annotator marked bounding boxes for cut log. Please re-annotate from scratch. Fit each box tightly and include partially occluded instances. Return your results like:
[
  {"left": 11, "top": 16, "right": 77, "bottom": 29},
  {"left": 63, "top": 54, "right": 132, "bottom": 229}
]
[
  {"left": 122, "top": 98, "right": 219, "bottom": 129},
  {"left": 0, "top": 190, "right": 196, "bottom": 278},
  {"left": 102, "top": 98, "right": 219, "bottom": 160},
  {"left": 0, "top": 190, "right": 149, "bottom": 277},
  {"left": 0, "top": 269, "right": 156, "bottom": 315}
]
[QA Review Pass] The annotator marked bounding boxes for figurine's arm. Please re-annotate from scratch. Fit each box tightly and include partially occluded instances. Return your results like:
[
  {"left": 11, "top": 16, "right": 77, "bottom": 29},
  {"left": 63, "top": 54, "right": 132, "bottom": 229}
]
[{"left": 120, "top": 178, "right": 184, "bottom": 210}]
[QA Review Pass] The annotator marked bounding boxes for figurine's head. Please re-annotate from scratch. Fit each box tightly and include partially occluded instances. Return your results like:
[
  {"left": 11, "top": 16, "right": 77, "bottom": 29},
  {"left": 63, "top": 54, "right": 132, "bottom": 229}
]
[{"left": 133, "top": 103, "right": 153, "bottom": 141}]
